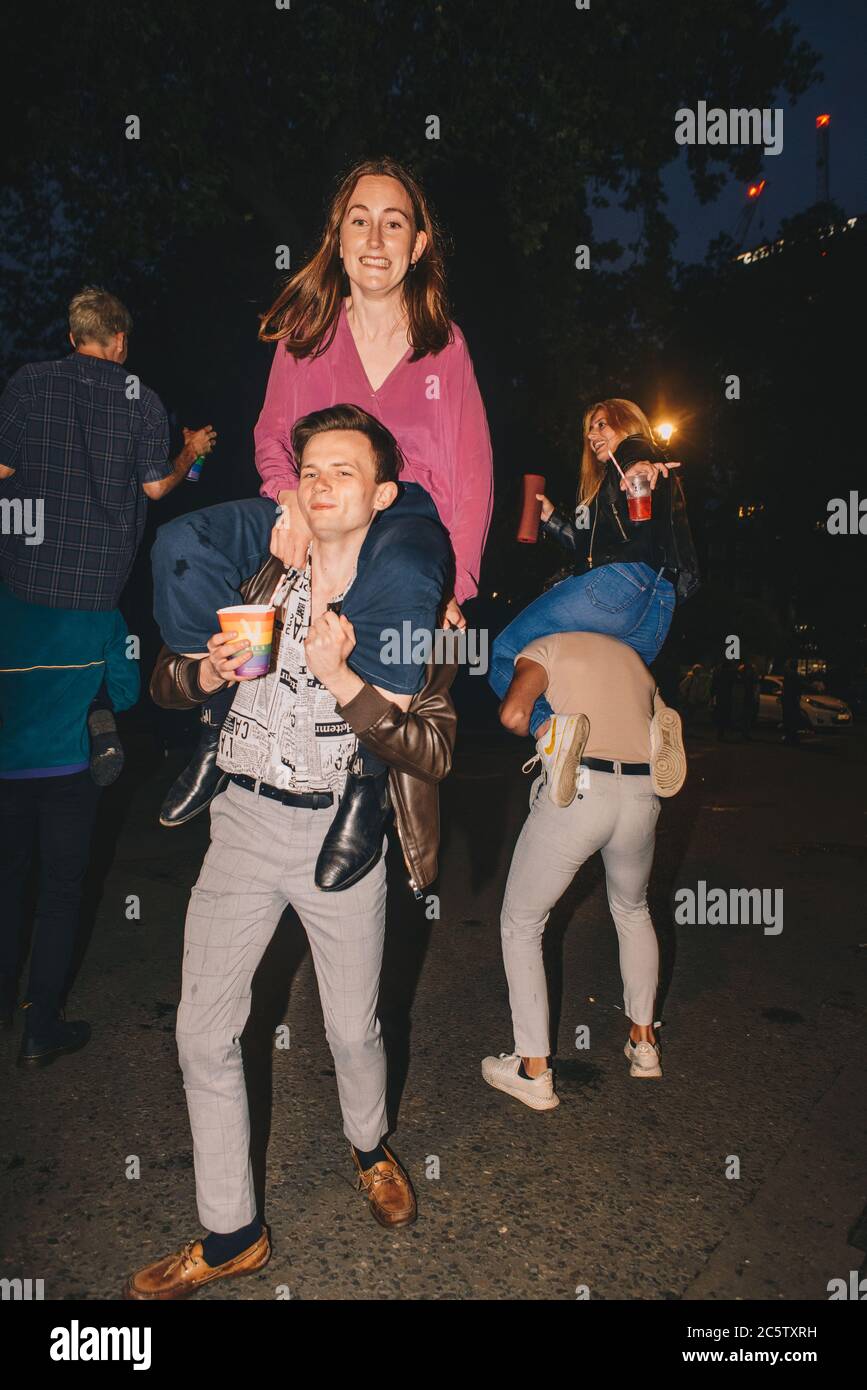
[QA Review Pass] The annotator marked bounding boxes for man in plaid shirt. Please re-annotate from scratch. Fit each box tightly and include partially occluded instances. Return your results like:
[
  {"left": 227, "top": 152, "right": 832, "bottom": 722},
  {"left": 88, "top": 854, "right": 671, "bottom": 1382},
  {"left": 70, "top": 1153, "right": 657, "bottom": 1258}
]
[
  {"left": 0, "top": 287, "right": 215, "bottom": 1065},
  {"left": 0, "top": 285, "right": 216, "bottom": 609}
]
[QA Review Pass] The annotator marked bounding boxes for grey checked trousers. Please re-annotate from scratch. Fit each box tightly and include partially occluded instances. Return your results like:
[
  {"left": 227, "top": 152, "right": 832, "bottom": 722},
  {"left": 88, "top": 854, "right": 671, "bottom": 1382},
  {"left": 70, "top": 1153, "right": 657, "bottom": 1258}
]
[
  {"left": 176, "top": 781, "right": 388, "bottom": 1233},
  {"left": 501, "top": 768, "right": 661, "bottom": 1056}
]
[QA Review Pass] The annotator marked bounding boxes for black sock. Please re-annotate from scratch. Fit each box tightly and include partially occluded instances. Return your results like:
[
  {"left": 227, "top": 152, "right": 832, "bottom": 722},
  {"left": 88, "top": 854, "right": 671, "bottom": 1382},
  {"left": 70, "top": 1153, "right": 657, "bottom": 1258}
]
[
  {"left": 201, "top": 1216, "right": 261, "bottom": 1267},
  {"left": 353, "top": 1141, "right": 388, "bottom": 1169}
]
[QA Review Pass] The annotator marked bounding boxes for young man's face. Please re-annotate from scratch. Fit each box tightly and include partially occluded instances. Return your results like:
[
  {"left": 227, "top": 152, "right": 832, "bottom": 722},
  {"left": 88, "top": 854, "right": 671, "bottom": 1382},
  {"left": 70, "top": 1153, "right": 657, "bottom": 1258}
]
[{"left": 296, "top": 429, "right": 397, "bottom": 541}]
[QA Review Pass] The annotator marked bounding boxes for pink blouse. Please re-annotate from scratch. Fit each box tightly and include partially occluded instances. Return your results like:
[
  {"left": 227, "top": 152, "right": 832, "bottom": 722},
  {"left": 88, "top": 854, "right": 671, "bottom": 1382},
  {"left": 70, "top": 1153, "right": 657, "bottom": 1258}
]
[{"left": 253, "top": 303, "right": 493, "bottom": 604}]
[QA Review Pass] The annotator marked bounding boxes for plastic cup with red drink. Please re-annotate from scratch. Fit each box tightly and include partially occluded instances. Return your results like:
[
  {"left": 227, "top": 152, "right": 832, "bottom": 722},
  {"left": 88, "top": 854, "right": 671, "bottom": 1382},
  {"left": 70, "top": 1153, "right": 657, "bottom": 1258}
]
[{"left": 626, "top": 472, "right": 652, "bottom": 523}]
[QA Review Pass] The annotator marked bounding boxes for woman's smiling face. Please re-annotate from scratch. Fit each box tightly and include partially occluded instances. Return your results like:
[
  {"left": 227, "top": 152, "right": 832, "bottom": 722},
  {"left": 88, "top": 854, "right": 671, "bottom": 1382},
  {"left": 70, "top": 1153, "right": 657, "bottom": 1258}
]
[
  {"left": 339, "top": 175, "right": 427, "bottom": 296},
  {"left": 587, "top": 409, "right": 627, "bottom": 461}
]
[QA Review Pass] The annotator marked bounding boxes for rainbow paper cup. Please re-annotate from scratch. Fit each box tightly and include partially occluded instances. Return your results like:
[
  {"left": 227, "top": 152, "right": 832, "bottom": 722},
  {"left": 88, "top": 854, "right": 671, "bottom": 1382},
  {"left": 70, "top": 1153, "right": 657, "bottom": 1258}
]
[{"left": 216, "top": 605, "right": 275, "bottom": 678}]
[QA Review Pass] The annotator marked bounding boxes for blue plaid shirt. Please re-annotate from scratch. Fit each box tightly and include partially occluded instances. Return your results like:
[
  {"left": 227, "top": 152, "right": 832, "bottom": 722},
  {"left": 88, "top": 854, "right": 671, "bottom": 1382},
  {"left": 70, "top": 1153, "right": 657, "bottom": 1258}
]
[{"left": 0, "top": 352, "right": 172, "bottom": 610}]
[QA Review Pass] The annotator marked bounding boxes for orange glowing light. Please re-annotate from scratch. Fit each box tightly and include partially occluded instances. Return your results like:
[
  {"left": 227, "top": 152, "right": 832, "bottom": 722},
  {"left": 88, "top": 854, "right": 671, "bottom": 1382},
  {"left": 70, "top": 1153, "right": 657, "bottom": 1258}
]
[
  {"left": 747, "top": 180, "right": 766, "bottom": 199},
  {"left": 816, "top": 114, "right": 830, "bottom": 128}
]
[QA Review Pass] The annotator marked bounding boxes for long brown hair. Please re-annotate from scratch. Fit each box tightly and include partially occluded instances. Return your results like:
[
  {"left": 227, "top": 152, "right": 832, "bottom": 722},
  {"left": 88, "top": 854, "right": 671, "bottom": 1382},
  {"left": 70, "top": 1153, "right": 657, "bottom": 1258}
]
[
  {"left": 578, "top": 398, "right": 657, "bottom": 506},
  {"left": 258, "top": 157, "right": 452, "bottom": 360}
]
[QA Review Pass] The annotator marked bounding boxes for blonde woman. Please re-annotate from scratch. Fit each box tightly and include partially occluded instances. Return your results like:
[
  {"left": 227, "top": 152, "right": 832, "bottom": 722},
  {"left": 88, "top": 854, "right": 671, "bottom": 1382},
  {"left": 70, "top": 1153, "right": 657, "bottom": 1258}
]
[{"left": 489, "top": 399, "right": 695, "bottom": 800}]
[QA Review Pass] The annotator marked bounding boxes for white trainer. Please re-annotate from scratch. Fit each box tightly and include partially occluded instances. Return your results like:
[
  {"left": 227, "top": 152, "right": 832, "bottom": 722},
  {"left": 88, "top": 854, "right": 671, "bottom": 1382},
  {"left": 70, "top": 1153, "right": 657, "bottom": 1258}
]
[
  {"left": 481, "top": 1053, "right": 560, "bottom": 1110},
  {"left": 624, "top": 1038, "right": 663, "bottom": 1078},
  {"left": 649, "top": 695, "right": 687, "bottom": 797},
  {"left": 522, "top": 714, "right": 590, "bottom": 807}
]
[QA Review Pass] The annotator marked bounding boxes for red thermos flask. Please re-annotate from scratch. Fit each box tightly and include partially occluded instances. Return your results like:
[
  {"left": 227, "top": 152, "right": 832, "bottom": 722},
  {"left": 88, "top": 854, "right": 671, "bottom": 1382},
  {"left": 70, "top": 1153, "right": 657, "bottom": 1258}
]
[{"left": 517, "top": 474, "right": 546, "bottom": 543}]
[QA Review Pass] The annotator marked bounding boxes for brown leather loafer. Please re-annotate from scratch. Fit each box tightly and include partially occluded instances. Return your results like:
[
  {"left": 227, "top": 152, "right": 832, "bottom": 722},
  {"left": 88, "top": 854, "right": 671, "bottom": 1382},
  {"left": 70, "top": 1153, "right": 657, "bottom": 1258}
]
[
  {"left": 123, "top": 1229, "right": 270, "bottom": 1300},
  {"left": 352, "top": 1144, "right": 418, "bottom": 1228}
]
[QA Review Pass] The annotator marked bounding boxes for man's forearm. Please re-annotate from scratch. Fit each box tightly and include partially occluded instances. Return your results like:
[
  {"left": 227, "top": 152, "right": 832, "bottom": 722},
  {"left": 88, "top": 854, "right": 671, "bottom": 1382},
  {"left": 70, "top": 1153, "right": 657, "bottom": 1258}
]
[
  {"left": 323, "top": 663, "right": 365, "bottom": 708},
  {"left": 335, "top": 667, "right": 455, "bottom": 783},
  {"left": 145, "top": 442, "right": 197, "bottom": 500}
]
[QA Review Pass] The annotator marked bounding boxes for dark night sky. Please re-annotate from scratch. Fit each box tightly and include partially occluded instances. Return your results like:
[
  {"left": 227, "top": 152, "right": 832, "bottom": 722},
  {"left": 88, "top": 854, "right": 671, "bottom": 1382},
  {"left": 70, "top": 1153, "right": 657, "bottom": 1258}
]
[{"left": 593, "top": 0, "right": 866, "bottom": 264}]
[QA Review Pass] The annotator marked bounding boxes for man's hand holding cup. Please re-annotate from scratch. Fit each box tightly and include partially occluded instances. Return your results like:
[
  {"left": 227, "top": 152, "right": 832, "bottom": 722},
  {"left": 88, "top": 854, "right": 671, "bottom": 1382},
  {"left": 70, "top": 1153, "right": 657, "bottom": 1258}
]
[{"left": 198, "top": 630, "right": 255, "bottom": 692}]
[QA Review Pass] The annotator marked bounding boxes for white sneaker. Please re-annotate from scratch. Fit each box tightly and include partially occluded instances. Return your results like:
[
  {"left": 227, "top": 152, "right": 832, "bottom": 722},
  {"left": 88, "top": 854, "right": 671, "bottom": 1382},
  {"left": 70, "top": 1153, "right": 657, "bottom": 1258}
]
[
  {"left": 649, "top": 696, "right": 687, "bottom": 797},
  {"left": 522, "top": 714, "right": 590, "bottom": 808},
  {"left": 624, "top": 1038, "right": 663, "bottom": 1078},
  {"left": 481, "top": 1053, "right": 560, "bottom": 1110}
]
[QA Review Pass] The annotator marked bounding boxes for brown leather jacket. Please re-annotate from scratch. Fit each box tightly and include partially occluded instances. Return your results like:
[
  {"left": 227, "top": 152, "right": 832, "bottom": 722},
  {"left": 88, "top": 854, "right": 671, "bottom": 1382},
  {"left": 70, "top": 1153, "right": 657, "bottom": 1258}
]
[{"left": 149, "top": 555, "right": 457, "bottom": 896}]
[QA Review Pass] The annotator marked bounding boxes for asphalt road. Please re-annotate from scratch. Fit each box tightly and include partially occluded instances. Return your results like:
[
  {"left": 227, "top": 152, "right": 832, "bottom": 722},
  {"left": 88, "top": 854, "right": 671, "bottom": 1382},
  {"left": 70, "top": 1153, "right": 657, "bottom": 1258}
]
[{"left": 2, "top": 715, "right": 866, "bottom": 1301}]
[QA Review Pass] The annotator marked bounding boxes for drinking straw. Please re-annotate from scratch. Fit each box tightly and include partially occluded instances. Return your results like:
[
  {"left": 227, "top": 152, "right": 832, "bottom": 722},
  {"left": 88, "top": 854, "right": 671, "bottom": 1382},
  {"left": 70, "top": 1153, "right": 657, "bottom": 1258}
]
[
  {"left": 608, "top": 448, "right": 681, "bottom": 490},
  {"left": 607, "top": 448, "right": 629, "bottom": 485}
]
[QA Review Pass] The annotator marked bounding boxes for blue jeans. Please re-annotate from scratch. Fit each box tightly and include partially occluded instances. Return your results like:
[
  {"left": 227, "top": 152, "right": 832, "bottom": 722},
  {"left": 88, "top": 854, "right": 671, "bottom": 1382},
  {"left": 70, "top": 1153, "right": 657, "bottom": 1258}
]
[
  {"left": 489, "top": 562, "right": 676, "bottom": 736},
  {"left": 151, "top": 485, "right": 451, "bottom": 696}
]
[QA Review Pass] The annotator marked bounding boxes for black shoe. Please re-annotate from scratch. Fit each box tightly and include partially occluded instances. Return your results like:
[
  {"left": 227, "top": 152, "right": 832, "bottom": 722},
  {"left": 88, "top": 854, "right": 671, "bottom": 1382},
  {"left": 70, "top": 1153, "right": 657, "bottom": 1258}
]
[
  {"left": 18, "top": 1010, "right": 91, "bottom": 1068},
  {"left": 315, "top": 761, "right": 391, "bottom": 892},
  {"left": 160, "top": 719, "right": 228, "bottom": 827},
  {"left": 0, "top": 975, "right": 17, "bottom": 1029},
  {"left": 88, "top": 707, "right": 124, "bottom": 786}
]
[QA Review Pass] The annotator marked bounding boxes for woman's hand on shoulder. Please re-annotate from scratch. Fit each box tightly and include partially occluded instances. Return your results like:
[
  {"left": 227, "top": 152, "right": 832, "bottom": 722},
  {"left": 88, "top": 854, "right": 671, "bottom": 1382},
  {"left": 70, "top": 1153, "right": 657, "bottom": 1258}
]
[
  {"left": 536, "top": 493, "right": 555, "bottom": 522},
  {"left": 270, "top": 489, "right": 312, "bottom": 569},
  {"left": 443, "top": 597, "right": 466, "bottom": 630}
]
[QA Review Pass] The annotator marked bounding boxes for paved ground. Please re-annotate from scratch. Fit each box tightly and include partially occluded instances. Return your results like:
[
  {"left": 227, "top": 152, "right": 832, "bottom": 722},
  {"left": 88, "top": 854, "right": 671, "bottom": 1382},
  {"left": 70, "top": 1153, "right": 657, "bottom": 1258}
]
[{"left": 2, "top": 715, "right": 866, "bottom": 1301}]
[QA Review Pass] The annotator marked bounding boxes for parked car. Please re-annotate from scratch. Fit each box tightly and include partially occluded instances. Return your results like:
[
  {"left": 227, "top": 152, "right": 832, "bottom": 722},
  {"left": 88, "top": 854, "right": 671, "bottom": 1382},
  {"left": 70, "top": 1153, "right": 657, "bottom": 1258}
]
[{"left": 757, "top": 675, "right": 853, "bottom": 730}]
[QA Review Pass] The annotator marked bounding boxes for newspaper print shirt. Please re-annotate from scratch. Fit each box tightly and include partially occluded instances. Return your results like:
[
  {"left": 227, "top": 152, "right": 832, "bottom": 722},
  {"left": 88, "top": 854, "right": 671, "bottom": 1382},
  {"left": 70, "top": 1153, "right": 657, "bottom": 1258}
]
[{"left": 216, "top": 563, "right": 357, "bottom": 795}]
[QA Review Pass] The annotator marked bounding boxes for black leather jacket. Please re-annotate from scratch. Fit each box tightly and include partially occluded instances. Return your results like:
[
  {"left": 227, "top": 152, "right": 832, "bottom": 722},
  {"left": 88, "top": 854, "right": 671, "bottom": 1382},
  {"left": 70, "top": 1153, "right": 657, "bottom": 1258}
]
[{"left": 541, "top": 434, "right": 699, "bottom": 602}]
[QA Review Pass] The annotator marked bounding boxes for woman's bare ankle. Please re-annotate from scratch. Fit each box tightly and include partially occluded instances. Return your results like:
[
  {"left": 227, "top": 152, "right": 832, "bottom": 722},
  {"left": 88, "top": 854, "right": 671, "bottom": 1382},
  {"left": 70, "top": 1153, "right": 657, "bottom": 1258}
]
[{"left": 629, "top": 1024, "right": 656, "bottom": 1045}]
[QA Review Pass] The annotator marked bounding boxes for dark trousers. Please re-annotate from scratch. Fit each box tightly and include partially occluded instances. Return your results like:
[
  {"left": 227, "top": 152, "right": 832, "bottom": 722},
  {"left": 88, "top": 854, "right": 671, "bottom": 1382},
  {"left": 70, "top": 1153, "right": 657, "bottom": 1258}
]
[
  {"left": 0, "top": 772, "right": 101, "bottom": 1015},
  {"left": 782, "top": 704, "right": 801, "bottom": 745}
]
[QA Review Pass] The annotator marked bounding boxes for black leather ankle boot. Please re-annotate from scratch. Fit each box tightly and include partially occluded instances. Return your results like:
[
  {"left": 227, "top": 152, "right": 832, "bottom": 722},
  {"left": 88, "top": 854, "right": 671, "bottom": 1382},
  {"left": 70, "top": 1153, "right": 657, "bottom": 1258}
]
[
  {"left": 159, "top": 715, "right": 228, "bottom": 827},
  {"left": 315, "top": 758, "right": 391, "bottom": 892}
]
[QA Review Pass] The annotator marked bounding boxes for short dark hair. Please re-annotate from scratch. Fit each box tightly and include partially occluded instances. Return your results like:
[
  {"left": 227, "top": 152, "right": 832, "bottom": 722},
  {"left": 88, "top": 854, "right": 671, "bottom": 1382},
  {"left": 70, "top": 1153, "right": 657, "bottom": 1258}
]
[
  {"left": 291, "top": 403, "right": 404, "bottom": 484},
  {"left": 68, "top": 285, "right": 133, "bottom": 345}
]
